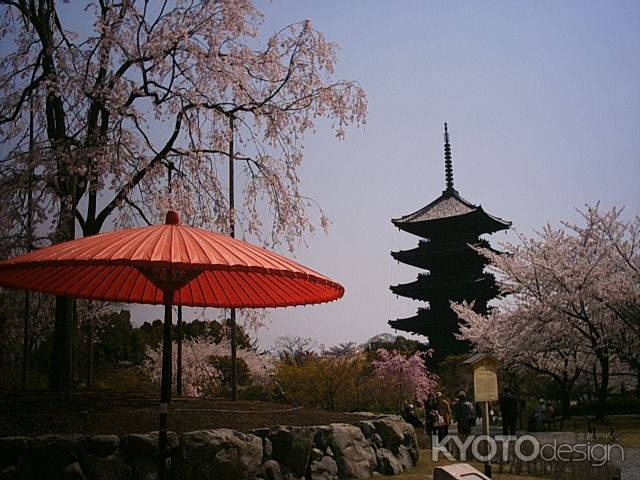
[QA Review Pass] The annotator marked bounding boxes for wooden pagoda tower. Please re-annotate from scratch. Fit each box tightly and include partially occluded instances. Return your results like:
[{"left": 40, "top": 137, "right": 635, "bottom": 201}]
[{"left": 389, "top": 124, "right": 511, "bottom": 358}]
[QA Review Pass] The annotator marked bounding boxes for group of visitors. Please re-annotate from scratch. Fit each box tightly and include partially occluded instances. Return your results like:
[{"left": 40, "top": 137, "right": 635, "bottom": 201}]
[
  {"left": 401, "top": 391, "right": 476, "bottom": 441},
  {"left": 401, "top": 387, "right": 521, "bottom": 442},
  {"left": 528, "top": 398, "right": 555, "bottom": 431}
]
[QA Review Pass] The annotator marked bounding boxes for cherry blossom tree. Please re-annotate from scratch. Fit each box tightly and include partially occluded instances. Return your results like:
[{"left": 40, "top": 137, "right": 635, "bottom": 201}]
[
  {"left": 371, "top": 348, "right": 438, "bottom": 411},
  {"left": 454, "top": 205, "right": 640, "bottom": 420},
  {"left": 453, "top": 301, "right": 588, "bottom": 419},
  {"left": 0, "top": 1, "right": 367, "bottom": 389},
  {"left": 144, "top": 338, "right": 274, "bottom": 397}
]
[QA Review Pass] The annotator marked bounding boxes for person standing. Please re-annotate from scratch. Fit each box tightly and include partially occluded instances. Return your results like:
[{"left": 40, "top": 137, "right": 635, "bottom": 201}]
[
  {"left": 500, "top": 388, "right": 518, "bottom": 436},
  {"left": 424, "top": 392, "right": 438, "bottom": 441},
  {"left": 435, "top": 391, "right": 452, "bottom": 441},
  {"left": 403, "top": 404, "right": 423, "bottom": 429},
  {"left": 453, "top": 390, "right": 475, "bottom": 440}
]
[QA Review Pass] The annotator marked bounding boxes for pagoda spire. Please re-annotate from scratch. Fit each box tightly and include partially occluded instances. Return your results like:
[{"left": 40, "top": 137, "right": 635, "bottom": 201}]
[{"left": 444, "top": 122, "right": 454, "bottom": 191}]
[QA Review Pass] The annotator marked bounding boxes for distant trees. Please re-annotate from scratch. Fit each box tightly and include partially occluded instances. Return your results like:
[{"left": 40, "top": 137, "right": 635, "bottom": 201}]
[
  {"left": 455, "top": 205, "right": 640, "bottom": 420},
  {"left": 143, "top": 337, "right": 272, "bottom": 398},
  {"left": 273, "top": 334, "right": 438, "bottom": 412}
]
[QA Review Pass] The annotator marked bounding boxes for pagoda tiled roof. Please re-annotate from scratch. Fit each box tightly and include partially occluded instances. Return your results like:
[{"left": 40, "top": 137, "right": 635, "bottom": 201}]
[
  {"left": 393, "top": 189, "right": 476, "bottom": 223},
  {"left": 391, "top": 188, "right": 511, "bottom": 238}
]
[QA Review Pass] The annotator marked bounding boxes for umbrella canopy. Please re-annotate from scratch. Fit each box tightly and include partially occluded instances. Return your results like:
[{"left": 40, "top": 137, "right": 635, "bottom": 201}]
[
  {"left": 0, "top": 211, "right": 343, "bottom": 479},
  {"left": 0, "top": 211, "right": 344, "bottom": 306}
]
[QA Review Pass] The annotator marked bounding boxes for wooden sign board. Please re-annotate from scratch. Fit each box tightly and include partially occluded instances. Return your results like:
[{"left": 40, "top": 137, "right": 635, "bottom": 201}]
[
  {"left": 465, "top": 354, "right": 499, "bottom": 403},
  {"left": 473, "top": 364, "right": 498, "bottom": 402}
]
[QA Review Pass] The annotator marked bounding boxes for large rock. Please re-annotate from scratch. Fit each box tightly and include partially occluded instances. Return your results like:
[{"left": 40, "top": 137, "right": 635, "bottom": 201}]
[
  {"left": 267, "top": 427, "right": 313, "bottom": 476},
  {"left": 129, "top": 455, "right": 156, "bottom": 480},
  {"left": 256, "top": 459, "right": 282, "bottom": 480},
  {"left": 312, "top": 427, "right": 332, "bottom": 452},
  {"left": 326, "top": 424, "right": 376, "bottom": 479},
  {"left": 0, "top": 457, "right": 33, "bottom": 480},
  {"left": 397, "top": 422, "right": 418, "bottom": 465},
  {"left": 81, "top": 454, "right": 131, "bottom": 480},
  {"left": 179, "top": 429, "right": 263, "bottom": 480},
  {"left": 309, "top": 456, "right": 339, "bottom": 480},
  {"left": 54, "top": 462, "right": 86, "bottom": 480},
  {"left": 31, "top": 434, "right": 86, "bottom": 478},
  {"left": 371, "top": 419, "right": 404, "bottom": 451},
  {"left": 352, "top": 422, "right": 375, "bottom": 439},
  {"left": 86, "top": 436, "right": 120, "bottom": 457},
  {"left": 121, "top": 432, "right": 178, "bottom": 459},
  {"left": 263, "top": 438, "right": 273, "bottom": 460},
  {"left": 0, "top": 437, "right": 31, "bottom": 470},
  {"left": 395, "top": 446, "right": 413, "bottom": 471},
  {"left": 375, "top": 448, "right": 403, "bottom": 475}
]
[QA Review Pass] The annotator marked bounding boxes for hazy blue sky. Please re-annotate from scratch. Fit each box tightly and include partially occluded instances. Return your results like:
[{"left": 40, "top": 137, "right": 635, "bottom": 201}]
[
  {"left": 241, "top": 0, "right": 640, "bottom": 349},
  {"left": 38, "top": 1, "right": 639, "bottom": 349}
]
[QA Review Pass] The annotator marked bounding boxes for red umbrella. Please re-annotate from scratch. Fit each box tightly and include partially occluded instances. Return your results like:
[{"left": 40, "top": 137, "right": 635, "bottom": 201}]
[{"left": 0, "top": 211, "right": 343, "bottom": 478}]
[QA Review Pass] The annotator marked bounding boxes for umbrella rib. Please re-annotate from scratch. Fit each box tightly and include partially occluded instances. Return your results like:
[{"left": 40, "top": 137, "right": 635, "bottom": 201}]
[
  {"left": 244, "top": 271, "right": 281, "bottom": 307},
  {"left": 127, "top": 268, "right": 148, "bottom": 304},
  {"left": 115, "top": 226, "right": 161, "bottom": 262},
  {"left": 67, "top": 264, "right": 108, "bottom": 297},
  {"left": 149, "top": 227, "right": 172, "bottom": 262},
  {"left": 180, "top": 227, "right": 205, "bottom": 265},
  {"left": 216, "top": 270, "right": 244, "bottom": 307},
  {"left": 92, "top": 265, "right": 128, "bottom": 299},
  {"left": 192, "top": 230, "right": 236, "bottom": 268},
  {"left": 204, "top": 271, "right": 228, "bottom": 307},
  {"left": 189, "top": 271, "right": 208, "bottom": 307},
  {"left": 261, "top": 277, "right": 289, "bottom": 307},
  {"left": 234, "top": 271, "right": 269, "bottom": 308},
  {"left": 267, "top": 274, "right": 302, "bottom": 306},
  {"left": 38, "top": 265, "right": 80, "bottom": 293}
]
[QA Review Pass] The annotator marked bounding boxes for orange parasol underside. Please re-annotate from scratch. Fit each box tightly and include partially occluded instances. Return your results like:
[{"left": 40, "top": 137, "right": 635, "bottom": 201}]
[{"left": 0, "top": 221, "right": 344, "bottom": 308}]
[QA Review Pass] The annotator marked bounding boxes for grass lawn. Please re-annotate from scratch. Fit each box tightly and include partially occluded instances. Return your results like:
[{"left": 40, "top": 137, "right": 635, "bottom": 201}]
[
  {"left": 386, "top": 448, "right": 545, "bottom": 480},
  {"left": 561, "top": 414, "right": 640, "bottom": 449}
]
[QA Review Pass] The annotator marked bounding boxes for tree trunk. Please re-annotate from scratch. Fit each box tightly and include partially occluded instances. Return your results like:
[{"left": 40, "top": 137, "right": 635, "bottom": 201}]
[
  {"left": 560, "top": 387, "right": 571, "bottom": 429},
  {"left": 596, "top": 356, "right": 610, "bottom": 422},
  {"left": 48, "top": 180, "right": 76, "bottom": 392},
  {"left": 87, "top": 314, "right": 94, "bottom": 389},
  {"left": 49, "top": 297, "right": 73, "bottom": 391}
]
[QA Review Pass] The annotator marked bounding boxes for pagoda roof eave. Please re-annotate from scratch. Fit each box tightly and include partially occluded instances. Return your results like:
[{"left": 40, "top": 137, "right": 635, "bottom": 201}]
[
  {"left": 391, "top": 188, "right": 511, "bottom": 238},
  {"left": 390, "top": 240, "right": 498, "bottom": 259},
  {"left": 392, "top": 206, "right": 511, "bottom": 238}
]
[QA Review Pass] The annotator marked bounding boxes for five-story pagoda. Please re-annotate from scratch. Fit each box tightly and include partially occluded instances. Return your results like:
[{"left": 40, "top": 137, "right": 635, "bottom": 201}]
[{"left": 389, "top": 124, "right": 511, "bottom": 359}]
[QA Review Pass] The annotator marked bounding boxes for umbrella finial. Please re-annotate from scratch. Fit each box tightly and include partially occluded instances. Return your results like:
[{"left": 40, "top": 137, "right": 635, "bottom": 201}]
[{"left": 166, "top": 211, "right": 180, "bottom": 225}]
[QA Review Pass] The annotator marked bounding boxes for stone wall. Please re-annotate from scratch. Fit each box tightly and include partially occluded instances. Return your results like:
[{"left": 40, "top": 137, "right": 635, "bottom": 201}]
[{"left": 0, "top": 414, "right": 418, "bottom": 480}]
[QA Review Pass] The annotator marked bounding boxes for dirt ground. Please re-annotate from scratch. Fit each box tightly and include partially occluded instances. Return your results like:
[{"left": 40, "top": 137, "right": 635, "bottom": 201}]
[{"left": 0, "top": 391, "right": 368, "bottom": 436}]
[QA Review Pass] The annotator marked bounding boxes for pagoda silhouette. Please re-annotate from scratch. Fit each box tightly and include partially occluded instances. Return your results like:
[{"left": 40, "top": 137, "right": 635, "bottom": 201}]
[{"left": 389, "top": 123, "right": 511, "bottom": 359}]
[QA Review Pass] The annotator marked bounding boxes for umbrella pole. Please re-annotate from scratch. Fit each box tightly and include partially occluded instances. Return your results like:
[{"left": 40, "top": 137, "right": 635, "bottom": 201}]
[
  {"left": 230, "top": 308, "right": 237, "bottom": 400},
  {"left": 176, "top": 306, "right": 182, "bottom": 397},
  {"left": 159, "top": 291, "right": 174, "bottom": 480}
]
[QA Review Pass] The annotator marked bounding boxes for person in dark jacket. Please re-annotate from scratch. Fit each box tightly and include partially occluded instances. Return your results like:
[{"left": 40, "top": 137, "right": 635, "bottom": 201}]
[
  {"left": 500, "top": 388, "right": 518, "bottom": 436},
  {"left": 403, "top": 404, "right": 423, "bottom": 429},
  {"left": 435, "top": 391, "right": 452, "bottom": 442},
  {"left": 424, "top": 393, "right": 438, "bottom": 437},
  {"left": 452, "top": 390, "right": 474, "bottom": 440}
]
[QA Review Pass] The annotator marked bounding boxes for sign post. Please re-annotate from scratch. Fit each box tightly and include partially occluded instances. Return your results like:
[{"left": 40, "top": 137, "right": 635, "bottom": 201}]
[{"left": 463, "top": 354, "right": 499, "bottom": 479}]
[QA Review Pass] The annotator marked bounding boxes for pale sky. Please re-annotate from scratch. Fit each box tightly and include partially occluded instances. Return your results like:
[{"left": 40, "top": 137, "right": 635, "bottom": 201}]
[
  {"left": 133, "top": 1, "right": 640, "bottom": 349},
  {"left": 246, "top": 0, "right": 640, "bottom": 349},
  {"left": 11, "top": 1, "right": 640, "bottom": 349}
]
